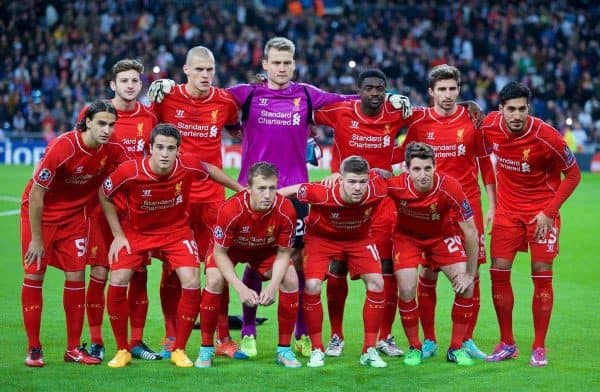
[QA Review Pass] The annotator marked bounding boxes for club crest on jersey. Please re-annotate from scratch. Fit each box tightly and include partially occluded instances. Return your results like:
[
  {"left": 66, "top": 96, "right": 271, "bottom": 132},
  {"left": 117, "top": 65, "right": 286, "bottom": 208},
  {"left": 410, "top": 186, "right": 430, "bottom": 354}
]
[
  {"left": 175, "top": 181, "right": 182, "bottom": 196},
  {"left": 137, "top": 122, "right": 144, "bottom": 137},
  {"left": 384, "top": 124, "right": 390, "bottom": 134},
  {"left": 364, "top": 207, "right": 372, "bottom": 217},
  {"left": 522, "top": 148, "right": 530, "bottom": 161},
  {"left": 214, "top": 226, "right": 224, "bottom": 240},
  {"left": 38, "top": 168, "right": 51, "bottom": 181},
  {"left": 267, "top": 225, "right": 275, "bottom": 235},
  {"left": 103, "top": 178, "right": 113, "bottom": 191},
  {"left": 91, "top": 245, "right": 98, "bottom": 259},
  {"left": 456, "top": 129, "right": 464, "bottom": 142},
  {"left": 211, "top": 110, "right": 219, "bottom": 123},
  {"left": 293, "top": 97, "right": 301, "bottom": 111},
  {"left": 100, "top": 156, "right": 107, "bottom": 169},
  {"left": 175, "top": 109, "right": 185, "bottom": 118},
  {"left": 430, "top": 203, "right": 440, "bottom": 220}
]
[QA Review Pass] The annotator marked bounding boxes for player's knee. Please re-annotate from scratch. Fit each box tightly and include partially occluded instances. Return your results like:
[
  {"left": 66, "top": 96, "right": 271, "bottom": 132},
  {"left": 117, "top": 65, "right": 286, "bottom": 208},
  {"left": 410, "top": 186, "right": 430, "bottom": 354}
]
[
  {"left": 178, "top": 269, "right": 200, "bottom": 289},
  {"left": 281, "top": 266, "right": 299, "bottom": 292},
  {"left": 205, "top": 268, "right": 225, "bottom": 293},
  {"left": 328, "top": 259, "right": 348, "bottom": 277},
  {"left": 90, "top": 265, "right": 108, "bottom": 280},
  {"left": 419, "top": 266, "right": 438, "bottom": 280},
  {"left": 304, "top": 279, "right": 322, "bottom": 295},
  {"left": 381, "top": 259, "right": 394, "bottom": 275},
  {"left": 398, "top": 285, "right": 416, "bottom": 302},
  {"left": 65, "top": 270, "right": 85, "bottom": 282},
  {"left": 366, "top": 275, "right": 384, "bottom": 293}
]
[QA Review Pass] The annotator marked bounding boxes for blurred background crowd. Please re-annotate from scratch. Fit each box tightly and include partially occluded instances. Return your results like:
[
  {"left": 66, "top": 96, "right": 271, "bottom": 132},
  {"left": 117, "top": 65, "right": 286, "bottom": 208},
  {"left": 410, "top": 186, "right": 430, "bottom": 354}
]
[{"left": 1, "top": 0, "right": 598, "bottom": 151}]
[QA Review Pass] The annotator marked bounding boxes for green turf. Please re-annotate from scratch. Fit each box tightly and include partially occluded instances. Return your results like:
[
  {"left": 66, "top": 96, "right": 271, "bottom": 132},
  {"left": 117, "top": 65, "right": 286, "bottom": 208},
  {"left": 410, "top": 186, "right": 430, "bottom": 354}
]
[{"left": 1, "top": 165, "right": 599, "bottom": 391}]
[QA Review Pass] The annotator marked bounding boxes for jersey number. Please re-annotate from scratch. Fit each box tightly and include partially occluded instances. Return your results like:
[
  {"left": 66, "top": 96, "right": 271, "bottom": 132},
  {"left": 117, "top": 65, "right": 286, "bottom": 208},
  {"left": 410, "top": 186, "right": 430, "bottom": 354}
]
[
  {"left": 444, "top": 235, "right": 462, "bottom": 253},
  {"left": 295, "top": 218, "right": 305, "bottom": 237},
  {"left": 75, "top": 238, "right": 86, "bottom": 257},
  {"left": 182, "top": 239, "right": 199, "bottom": 255},
  {"left": 366, "top": 244, "right": 381, "bottom": 261}
]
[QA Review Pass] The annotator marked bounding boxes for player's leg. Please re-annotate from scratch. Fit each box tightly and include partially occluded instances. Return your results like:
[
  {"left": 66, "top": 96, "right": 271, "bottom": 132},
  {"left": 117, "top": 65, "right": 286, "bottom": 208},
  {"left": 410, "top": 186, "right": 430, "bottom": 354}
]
[
  {"left": 128, "top": 265, "right": 160, "bottom": 360},
  {"left": 106, "top": 268, "right": 136, "bottom": 368},
  {"left": 291, "top": 200, "right": 310, "bottom": 356},
  {"left": 87, "top": 265, "right": 108, "bottom": 360},
  {"left": 325, "top": 259, "right": 348, "bottom": 356},
  {"left": 358, "top": 272, "right": 386, "bottom": 368},
  {"left": 274, "top": 263, "right": 301, "bottom": 368},
  {"left": 241, "top": 265, "right": 263, "bottom": 340},
  {"left": 170, "top": 265, "right": 201, "bottom": 367},
  {"left": 159, "top": 263, "right": 180, "bottom": 359},
  {"left": 417, "top": 266, "right": 439, "bottom": 359},
  {"left": 196, "top": 263, "right": 226, "bottom": 368}
]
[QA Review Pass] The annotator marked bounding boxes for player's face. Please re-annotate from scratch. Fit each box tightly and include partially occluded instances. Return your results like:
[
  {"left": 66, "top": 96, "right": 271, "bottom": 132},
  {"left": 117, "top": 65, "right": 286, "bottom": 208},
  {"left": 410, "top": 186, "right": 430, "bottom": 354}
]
[
  {"left": 248, "top": 175, "right": 278, "bottom": 211},
  {"left": 85, "top": 111, "right": 117, "bottom": 146},
  {"left": 110, "top": 69, "right": 142, "bottom": 102},
  {"left": 500, "top": 97, "right": 529, "bottom": 133},
  {"left": 340, "top": 172, "right": 369, "bottom": 203},
  {"left": 149, "top": 134, "right": 179, "bottom": 173},
  {"left": 183, "top": 56, "right": 215, "bottom": 96},
  {"left": 429, "top": 79, "right": 459, "bottom": 113},
  {"left": 262, "top": 49, "right": 295, "bottom": 88},
  {"left": 359, "top": 77, "right": 386, "bottom": 111},
  {"left": 407, "top": 157, "right": 435, "bottom": 192}
]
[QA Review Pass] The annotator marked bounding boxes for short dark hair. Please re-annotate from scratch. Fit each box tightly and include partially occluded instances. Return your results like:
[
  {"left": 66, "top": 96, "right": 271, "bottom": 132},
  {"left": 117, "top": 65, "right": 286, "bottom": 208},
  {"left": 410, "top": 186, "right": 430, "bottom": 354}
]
[
  {"left": 150, "top": 123, "right": 181, "bottom": 146},
  {"left": 111, "top": 59, "right": 144, "bottom": 81},
  {"left": 340, "top": 155, "right": 369, "bottom": 176},
  {"left": 428, "top": 64, "right": 461, "bottom": 89},
  {"left": 498, "top": 81, "right": 531, "bottom": 105},
  {"left": 76, "top": 101, "right": 118, "bottom": 132},
  {"left": 248, "top": 162, "right": 278, "bottom": 186},
  {"left": 405, "top": 142, "right": 435, "bottom": 167},
  {"left": 357, "top": 69, "right": 387, "bottom": 88}
]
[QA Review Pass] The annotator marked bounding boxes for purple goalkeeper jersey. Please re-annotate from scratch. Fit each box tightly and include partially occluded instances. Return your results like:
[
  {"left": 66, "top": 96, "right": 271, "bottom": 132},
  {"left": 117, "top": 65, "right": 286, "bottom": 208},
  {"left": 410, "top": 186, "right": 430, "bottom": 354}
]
[{"left": 228, "top": 82, "right": 353, "bottom": 187}]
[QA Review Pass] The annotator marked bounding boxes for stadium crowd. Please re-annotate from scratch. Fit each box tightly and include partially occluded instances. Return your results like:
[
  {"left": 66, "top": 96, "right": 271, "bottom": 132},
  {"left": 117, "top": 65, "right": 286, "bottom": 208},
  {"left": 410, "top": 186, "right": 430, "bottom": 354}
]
[{"left": 1, "top": 0, "right": 599, "bottom": 149}]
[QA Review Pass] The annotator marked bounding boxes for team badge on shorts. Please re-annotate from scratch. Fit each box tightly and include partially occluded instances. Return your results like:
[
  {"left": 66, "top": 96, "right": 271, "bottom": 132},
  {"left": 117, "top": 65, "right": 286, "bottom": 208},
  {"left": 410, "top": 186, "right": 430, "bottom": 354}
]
[{"left": 38, "top": 168, "right": 51, "bottom": 181}]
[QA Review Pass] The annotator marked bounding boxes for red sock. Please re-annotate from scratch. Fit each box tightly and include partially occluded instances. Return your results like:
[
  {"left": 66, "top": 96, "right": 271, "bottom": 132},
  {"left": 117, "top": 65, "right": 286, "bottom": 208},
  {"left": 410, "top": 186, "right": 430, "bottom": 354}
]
[
  {"left": 363, "top": 290, "right": 384, "bottom": 352},
  {"left": 174, "top": 288, "right": 201, "bottom": 350},
  {"left": 379, "top": 275, "right": 397, "bottom": 339},
  {"left": 464, "top": 277, "right": 480, "bottom": 340},
  {"left": 326, "top": 275, "right": 348, "bottom": 339},
  {"left": 200, "top": 290, "right": 221, "bottom": 346},
  {"left": 128, "top": 269, "right": 149, "bottom": 347},
  {"left": 303, "top": 292, "right": 324, "bottom": 351},
  {"left": 278, "top": 290, "right": 299, "bottom": 346},
  {"left": 22, "top": 278, "right": 43, "bottom": 349},
  {"left": 490, "top": 269, "right": 515, "bottom": 344},
  {"left": 398, "top": 299, "right": 421, "bottom": 349},
  {"left": 86, "top": 275, "right": 106, "bottom": 345},
  {"left": 417, "top": 276, "right": 437, "bottom": 342},
  {"left": 107, "top": 284, "right": 129, "bottom": 350},
  {"left": 217, "top": 287, "right": 230, "bottom": 341},
  {"left": 450, "top": 295, "right": 474, "bottom": 349},
  {"left": 64, "top": 280, "right": 85, "bottom": 350},
  {"left": 532, "top": 271, "right": 553, "bottom": 349},
  {"left": 160, "top": 269, "right": 181, "bottom": 338}
]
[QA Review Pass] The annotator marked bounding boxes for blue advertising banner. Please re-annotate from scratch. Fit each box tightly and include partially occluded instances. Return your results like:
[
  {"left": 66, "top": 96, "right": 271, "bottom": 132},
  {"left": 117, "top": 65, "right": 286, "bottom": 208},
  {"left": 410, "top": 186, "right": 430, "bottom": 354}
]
[{"left": 0, "top": 141, "right": 48, "bottom": 165}]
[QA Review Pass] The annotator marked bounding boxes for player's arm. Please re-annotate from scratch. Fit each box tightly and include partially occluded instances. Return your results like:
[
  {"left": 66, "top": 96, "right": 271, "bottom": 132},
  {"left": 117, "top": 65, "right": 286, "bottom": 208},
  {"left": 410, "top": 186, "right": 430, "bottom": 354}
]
[
  {"left": 478, "top": 156, "right": 497, "bottom": 228},
  {"left": 213, "top": 244, "right": 259, "bottom": 307},
  {"left": 453, "top": 217, "right": 478, "bottom": 294},
  {"left": 25, "top": 184, "right": 47, "bottom": 270},
  {"left": 98, "top": 189, "right": 130, "bottom": 264},
  {"left": 458, "top": 101, "right": 485, "bottom": 128},
  {"left": 259, "top": 246, "right": 294, "bottom": 306},
  {"left": 277, "top": 184, "right": 301, "bottom": 198},
  {"left": 205, "top": 163, "right": 245, "bottom": 192}
]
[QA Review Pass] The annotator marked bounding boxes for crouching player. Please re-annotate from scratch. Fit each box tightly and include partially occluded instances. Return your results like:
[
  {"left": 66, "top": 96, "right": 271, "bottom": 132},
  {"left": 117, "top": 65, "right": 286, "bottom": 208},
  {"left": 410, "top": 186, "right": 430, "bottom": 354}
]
[
  {"left": 279, "top": 156, "right": 388, "bottom": 368},
  {"left": 198, "top": 162, "right": 301, "bottom": 368},
  {"left": 99, "top": 124, "right": 243, "bottom": 368},
  {"left": 387, "top": 142, "right": 479, "bottom": 366}
]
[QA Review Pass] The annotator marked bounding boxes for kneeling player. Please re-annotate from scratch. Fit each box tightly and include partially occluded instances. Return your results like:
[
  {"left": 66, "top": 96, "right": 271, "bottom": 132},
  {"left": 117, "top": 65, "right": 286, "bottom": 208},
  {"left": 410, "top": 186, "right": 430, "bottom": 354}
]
[
  {"left": 387, "top": 142, "right": 479, "bottom": 366},
  {"left": 198, "top": 162, "right": 301, "bottom": 368}
]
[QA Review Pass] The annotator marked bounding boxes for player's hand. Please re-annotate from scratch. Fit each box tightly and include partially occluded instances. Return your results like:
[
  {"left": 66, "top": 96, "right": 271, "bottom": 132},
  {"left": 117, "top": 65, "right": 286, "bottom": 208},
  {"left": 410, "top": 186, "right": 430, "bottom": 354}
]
[
  {"left": 239, "top": 286, "right": 260, "bottom": 307},
  {"left": 529, "top": 211, "right": 553, "bottom": 241},
  {"left": 386, "top": 93, "right": 412, "bottom": 119},
  {"left": 485, "top": 206, "right": 495, "bottom": 230},
  {"left": 109, "top": 235, "right": 131, "bottom": 265},
  {"left": 253, "top": 73, "right": 267, "bottom": 85},
  {"left": 24, "top": 239, "right": 44, "bottom": 271},
  {"left": 372, "top": 168, "right": 393, "bottom": 179},
  {"left": 147, "top": 79, "right": 175, "bottom": 103},
  {"left": 461, "top": 101, "right": 484, "bottom": 128},
  {"left": 452, "top": 272, "right": 474, "bottom": 294},
  {"left": 321, "top": 173, "right": 341, "bottom": 188},
  {"left": 258, "top": 284, "right": 278, "bottom": 306}
]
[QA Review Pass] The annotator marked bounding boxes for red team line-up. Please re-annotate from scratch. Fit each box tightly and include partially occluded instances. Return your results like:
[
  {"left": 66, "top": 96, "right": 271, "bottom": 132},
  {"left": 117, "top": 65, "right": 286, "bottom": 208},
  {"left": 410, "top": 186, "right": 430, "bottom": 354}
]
[{"left": 19, "top": 37, "right": 580, "bottom": 370}]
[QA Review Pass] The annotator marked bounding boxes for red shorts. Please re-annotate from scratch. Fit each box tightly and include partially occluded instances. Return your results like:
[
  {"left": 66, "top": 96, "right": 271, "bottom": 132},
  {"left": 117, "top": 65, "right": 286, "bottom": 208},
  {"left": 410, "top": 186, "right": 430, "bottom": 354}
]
[
  {"left": 393, "top": 231, "right": 467, "bottom": 271},
  {"left": 20, "top": 207, "right": 87, "bottom": 273},
  {"left": 189, "top": 201, "right": 222, "bottom": 260},
  {"left": 304, "top": 235, "right": 382, "bottom": 281},
  {"left": 371, "top": 197, "right": 396, "bottom": 260},
  {"left": 85, "top": 213, "right": 112, "bottom": 267},
  {"left": 111, "top": 227, "right": 200, "bottom": 271},
  {"left": 205, "top": 242, "right": 281, "bottom": 280},
  {"left": 491, "top": 210, "right": 561, "bottom": 263}
]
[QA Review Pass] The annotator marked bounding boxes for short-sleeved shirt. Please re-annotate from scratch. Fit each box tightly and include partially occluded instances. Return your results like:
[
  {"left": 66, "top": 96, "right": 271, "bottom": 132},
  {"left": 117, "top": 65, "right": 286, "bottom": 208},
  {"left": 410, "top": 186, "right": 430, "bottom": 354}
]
[
  {"left": 102, "top": 155, "right": 209, "bottom": 235},
  {"left": 481, "top": 112, "right": 576, "bottom": 215},
  {"left": 152, "top": 85, "right": 239, "bottom": 202},
  {"left": 24, "top": 131, "right": 129, "bottom": 225},
  {"left": 387, "top": 172, "right": 473, "bottom": 238},
  {"left": 313, "top": 100, "right": 408, "bottom": 173},
  {"left": 296, "top": 174, "right": 388, "bottom": 241}
]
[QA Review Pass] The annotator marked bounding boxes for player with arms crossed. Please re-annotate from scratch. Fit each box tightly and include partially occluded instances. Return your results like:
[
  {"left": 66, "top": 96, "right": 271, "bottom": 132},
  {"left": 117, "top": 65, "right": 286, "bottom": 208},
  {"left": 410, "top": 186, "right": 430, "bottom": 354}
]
[
  {"left": 313, "top": 69, "right": 409, "bottom": 358},
  {"left": 481, "top": 82, "right": 581, "bottom": 366},
  {"left": 279, "top": 156, "right": 389, "bottom": 368},
  {"left": 82, "top": 59, "right": 160, "bottom": 361},
  {"left": 21, "top": 101, "right": 128, "bottom": 367},
  {"left": 397, "top": 64, "right": 496, "bottom": 360},
  {"left": 387, "top": 142, "right": 479, "bottom": 367},
  {"left": 99, "top": 124, "right": 243, "bottom": 368},
  {"left": 197, "top": 162, "right": 301, "bottom": 368}
]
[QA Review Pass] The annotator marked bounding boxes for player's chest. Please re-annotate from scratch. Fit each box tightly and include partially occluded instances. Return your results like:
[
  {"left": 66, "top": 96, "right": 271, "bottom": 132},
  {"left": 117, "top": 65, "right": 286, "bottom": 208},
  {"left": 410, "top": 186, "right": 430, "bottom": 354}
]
[
  {"left": 130, "top": 176, "right": 191, "bottom": 205},
  {"left": 60, "top": 152, "right": 111, "bottom": 184},
  {"left": 395, "top": 193, "right": 448, "bottom": 221},
  {"left": 491, "top": 138, "right": 549, "bottom": 174},
  {"left": 165, "top": 99, "right": 230, "bottom": 126},
  {"left": 115, "top": 119, "right": 153, "bottom": 156},
  {"left": 415, "top": 126, "right": 474, "bottom": 156},
  {"left": 234, "top": 217, "right": 280, "bottom": 244},
  {"left": 338, "top": 121, "right": 395, "bottom": 150}
]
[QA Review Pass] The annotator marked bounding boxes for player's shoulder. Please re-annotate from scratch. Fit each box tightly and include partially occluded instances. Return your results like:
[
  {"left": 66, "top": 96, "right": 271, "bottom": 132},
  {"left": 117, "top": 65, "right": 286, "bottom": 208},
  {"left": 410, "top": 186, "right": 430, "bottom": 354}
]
[
  {"left": 47, "top": 131, "right": 78, "bottom": 154},
  {"left": 481, "top": 111, "right": 503, "bottom": 129},
  {"left": 274, "top": 193, "right": 296, "bottom": 217},
  {"left": 386, "top": 172, "right": 409, "bottom": 188},
  {"left": 531, "top": 116, "right": 560, "bottom": 139},
  {"left": 438, "top": 173, "right": 464, "bottom": 195},
  {"left": 137, "top": 102, "right": 158, "bottom": 120}
]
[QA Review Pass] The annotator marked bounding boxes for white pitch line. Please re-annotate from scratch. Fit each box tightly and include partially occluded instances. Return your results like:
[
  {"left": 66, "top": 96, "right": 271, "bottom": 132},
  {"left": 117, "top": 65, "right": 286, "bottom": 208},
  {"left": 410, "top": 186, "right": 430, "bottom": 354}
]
[
  {"left": 0, "top": 195, "right": 21, "bottom": 203},
  {"left": 0, "top": 209, "right": 19, "bottom": 217}
]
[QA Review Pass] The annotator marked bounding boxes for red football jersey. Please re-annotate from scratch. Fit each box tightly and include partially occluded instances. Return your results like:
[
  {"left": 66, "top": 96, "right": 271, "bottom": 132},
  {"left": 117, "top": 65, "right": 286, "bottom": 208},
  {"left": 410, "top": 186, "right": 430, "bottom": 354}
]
[
  {"left": 481, "top": 112, "right": 577, "bottom": 215},
  {"left": 400, "top": 106, "right": 488, "bottom": 200},
  {"left": 213, "top": 191, "right": 296, "bottom": 253},
  {"left": 102, "top": 155, "right": 209, "bottom": 235},
  {"left": 314, "top": 100, "right": 408, "bottom": 172},
  {"left": 152, "top": 85, "right": 239, "bottom": 202},
  {"left": 297, "top": 174, "right": 388, "bottom": 240},
  {"left": 23, "top": 131, "right": 129, "bottom": 224},
  {"left": 387, "top": 172, "right": 474, "bottom": 238}
]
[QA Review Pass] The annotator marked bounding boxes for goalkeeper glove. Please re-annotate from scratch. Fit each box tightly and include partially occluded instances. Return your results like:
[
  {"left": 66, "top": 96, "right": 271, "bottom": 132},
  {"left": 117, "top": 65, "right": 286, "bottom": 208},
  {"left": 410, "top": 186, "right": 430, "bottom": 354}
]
[
  {"left": 386, "top": 93, "right": 412, "bottom": 119},
  {"left": 147, "top": 79, "right": 175, "bottom": 103}
]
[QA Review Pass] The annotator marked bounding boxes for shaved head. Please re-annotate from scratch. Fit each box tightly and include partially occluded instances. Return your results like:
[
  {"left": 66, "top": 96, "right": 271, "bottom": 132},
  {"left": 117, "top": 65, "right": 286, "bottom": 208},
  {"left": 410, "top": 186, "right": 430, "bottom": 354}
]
[{"left": 186, "top": 46, "right": 215, "bottom": 64}]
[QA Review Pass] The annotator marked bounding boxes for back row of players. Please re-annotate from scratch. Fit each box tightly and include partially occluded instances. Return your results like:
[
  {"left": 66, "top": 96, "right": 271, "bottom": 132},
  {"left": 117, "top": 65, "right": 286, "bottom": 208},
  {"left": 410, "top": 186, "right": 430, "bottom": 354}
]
[{"left": 20, "top": 37, "right": 580, "bottom": 369}]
